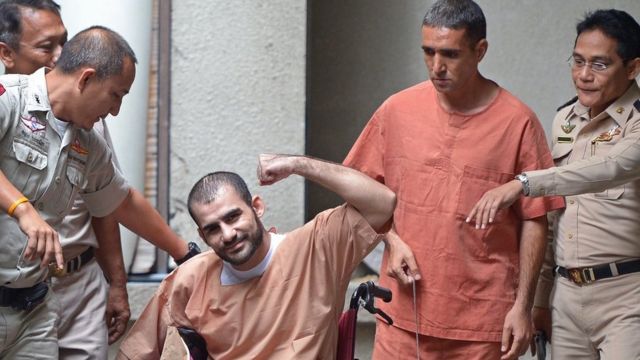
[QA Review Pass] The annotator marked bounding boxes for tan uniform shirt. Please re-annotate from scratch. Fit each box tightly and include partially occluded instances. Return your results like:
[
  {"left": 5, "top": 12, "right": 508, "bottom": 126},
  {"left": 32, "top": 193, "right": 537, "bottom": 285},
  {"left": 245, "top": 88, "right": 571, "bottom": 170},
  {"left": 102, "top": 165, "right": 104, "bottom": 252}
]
[
  {"left": 529, "top": 82, "right": 640, "bottom": 306},
  {"left": 0, "top": 70, "right": 129, "bottom": 288},
  {"left": 118, "top": 204, "right": 383, "bottom": 359},
  {"left": 56, "top": 119, "right": 122, "bottom": 260}
]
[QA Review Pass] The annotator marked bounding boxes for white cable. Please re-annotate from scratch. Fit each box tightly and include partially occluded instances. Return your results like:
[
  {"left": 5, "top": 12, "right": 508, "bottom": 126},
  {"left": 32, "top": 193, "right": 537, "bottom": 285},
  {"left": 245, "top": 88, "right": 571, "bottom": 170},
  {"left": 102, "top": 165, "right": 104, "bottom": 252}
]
[{"left": 411, "top": 276, "right": 420, "bottom": 360}]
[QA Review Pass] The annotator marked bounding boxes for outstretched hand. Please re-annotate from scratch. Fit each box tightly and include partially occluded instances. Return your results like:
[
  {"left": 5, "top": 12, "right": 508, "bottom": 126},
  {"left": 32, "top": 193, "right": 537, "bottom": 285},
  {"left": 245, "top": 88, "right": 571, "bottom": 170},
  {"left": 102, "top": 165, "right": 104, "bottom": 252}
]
[
  {"left": 257, "top": 154, "right": 295, "bottom": 186},
  {"left": 466, "top": 180, "right": 523, "bottom": 229}
]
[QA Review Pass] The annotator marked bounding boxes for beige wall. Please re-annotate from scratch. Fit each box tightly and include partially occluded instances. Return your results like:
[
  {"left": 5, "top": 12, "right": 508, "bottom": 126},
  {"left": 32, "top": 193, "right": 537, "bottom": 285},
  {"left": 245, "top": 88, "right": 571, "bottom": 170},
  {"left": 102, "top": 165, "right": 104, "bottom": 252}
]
[{"left": 169, "top": 0, "right": 307, "bottom": 241}]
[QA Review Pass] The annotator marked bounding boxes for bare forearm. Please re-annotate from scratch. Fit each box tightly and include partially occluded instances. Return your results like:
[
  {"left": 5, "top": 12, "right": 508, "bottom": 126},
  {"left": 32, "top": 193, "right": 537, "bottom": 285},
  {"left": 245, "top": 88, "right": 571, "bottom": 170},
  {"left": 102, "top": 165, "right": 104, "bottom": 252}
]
[
  {"left": 0, "top": 170, "right": 26, "bottom": 212},
  {"left": 515, "top": 216, "right": 548, "bottom": 310},
  {"left": 112, "top": 189, "right": 188, "bottom": 260},
  {"left": 92, "top": 215, "right": 127, "bottom": 287},
  {"left": 286, "top": 155, "right": 395, "bottom": 230}
]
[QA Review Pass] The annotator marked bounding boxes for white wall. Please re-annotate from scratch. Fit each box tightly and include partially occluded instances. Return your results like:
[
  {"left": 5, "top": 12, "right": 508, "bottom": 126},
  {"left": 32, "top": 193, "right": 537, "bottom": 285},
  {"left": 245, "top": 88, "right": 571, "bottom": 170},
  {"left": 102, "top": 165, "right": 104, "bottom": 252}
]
[{"left": 169, "top": 0, "right": 307, "bottom": 240}]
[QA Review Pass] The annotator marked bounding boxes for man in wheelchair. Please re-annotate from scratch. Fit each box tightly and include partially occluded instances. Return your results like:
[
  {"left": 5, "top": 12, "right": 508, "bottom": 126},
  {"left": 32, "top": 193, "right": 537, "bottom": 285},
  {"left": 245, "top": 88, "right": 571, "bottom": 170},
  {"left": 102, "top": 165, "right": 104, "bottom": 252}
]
[{"left": 118, "top": 154, "right": 396, "bottom": 359}]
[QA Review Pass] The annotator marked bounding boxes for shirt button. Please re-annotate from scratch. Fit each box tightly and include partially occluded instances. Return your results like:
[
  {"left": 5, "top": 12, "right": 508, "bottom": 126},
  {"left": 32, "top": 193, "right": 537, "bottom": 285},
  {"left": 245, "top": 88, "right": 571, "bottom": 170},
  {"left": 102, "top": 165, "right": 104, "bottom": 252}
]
[
  {"left": 569, "top": 200, "right": 575, "bottom": 205},
  {"left": 27, "top": 154, "right": 33, "bottom": 162},
  {"left": 55, "top": 177, "right": 61, "bottom": 184},
  {"left": 568, "top": 233, "right": 573, "bottom": 239}
]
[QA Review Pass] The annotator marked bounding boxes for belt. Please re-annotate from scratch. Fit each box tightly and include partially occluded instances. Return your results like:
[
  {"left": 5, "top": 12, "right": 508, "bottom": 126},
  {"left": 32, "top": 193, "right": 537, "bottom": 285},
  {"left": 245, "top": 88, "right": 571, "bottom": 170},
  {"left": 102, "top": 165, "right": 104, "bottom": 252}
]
[
  {"left": 555, "top": 259, "right": 640, "bottom": 286},
  {"left": 0, "top": 282, "right": 49, "bottom": 311},
  {"left": 49, "top": 247, "right": 95, "bottom": 278}
]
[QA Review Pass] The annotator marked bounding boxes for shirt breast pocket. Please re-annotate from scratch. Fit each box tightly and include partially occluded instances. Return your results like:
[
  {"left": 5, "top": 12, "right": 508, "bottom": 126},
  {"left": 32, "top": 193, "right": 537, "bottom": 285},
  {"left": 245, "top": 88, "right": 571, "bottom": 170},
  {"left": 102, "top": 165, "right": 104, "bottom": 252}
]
[
  {"left": 55, "top": 163, "right": 87, "bottom": 215},
  {"left": 592, "top": 138, "right": 624, "bottom": 199},
  {"left": 455, "top": 165, "right": 516, "bottom": 258},
  {"left": 456, "top": 165, "right": 514, "bottom": 222},
  {"left": 10, "top": 140, "right": 48, "bottom": 197}
]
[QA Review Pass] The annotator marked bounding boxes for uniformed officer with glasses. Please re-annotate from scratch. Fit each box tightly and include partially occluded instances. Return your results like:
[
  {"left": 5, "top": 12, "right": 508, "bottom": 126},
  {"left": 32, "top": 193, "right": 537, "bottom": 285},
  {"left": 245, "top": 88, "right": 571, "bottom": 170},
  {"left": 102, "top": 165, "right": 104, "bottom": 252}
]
[{"left": 468, "top": 8, "right": 640, "bottom": 359}]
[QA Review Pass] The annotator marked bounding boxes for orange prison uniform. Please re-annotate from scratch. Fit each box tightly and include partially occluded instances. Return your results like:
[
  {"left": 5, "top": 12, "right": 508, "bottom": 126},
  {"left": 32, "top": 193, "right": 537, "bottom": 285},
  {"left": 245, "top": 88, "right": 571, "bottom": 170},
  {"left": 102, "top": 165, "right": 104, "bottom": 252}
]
[
  {"left": 118, "top": 204, "right": 382, "bottom": 359},
  {"left": 345, "top": 81, "right": 564, "bottom": 351}
]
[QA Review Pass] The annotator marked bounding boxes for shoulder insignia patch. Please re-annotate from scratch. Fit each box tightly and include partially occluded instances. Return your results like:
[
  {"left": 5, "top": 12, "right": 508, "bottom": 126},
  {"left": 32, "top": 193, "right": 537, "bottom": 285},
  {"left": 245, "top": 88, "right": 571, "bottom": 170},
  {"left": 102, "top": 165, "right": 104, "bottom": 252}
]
[
  {"left": 557, "top": 96, "right": 578, "bottom": 111},
  {"left": 634, "top": 99, "right": 640, "bottom": 112},
  {"left": 0, "top": 84, "right": 5, "bottom": 96}
]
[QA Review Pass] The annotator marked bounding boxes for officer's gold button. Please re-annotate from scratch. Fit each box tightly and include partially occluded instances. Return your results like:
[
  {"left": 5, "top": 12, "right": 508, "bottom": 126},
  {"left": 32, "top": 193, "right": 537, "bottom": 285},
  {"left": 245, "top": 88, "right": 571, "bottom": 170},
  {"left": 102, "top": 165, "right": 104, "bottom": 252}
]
[
  {"left": 568, "top": 233, "right": 573, "bottom": 239},
  {"left": 569, "top": 200, "right": 575, "bottom": 205},
  {"left": 616, "top": 107, "right": 624, "bottom": 114},
  {"left": 27, "top": 154, "right": 33, "bottom": 162}
]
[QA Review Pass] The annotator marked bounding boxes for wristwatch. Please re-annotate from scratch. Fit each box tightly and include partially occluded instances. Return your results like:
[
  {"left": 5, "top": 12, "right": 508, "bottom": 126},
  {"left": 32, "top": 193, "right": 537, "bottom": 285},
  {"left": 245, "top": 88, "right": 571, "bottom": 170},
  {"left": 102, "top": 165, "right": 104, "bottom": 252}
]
[
  {"left": 515, "top": 173, "right": 530, "bottom": 196},
  {"left": 175, "top": 242, "right": 202, "bottom": 265}
]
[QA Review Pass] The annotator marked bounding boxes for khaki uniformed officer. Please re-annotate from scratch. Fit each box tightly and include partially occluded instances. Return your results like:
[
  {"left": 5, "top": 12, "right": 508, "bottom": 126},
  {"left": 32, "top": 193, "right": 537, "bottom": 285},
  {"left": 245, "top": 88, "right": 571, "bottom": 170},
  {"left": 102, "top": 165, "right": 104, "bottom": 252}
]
[
  {"left": 467, "top": 9, "right": 640, "bottom": 359},
  {"left": 0, "top": 26, "right": 191, "bottom": 359}
]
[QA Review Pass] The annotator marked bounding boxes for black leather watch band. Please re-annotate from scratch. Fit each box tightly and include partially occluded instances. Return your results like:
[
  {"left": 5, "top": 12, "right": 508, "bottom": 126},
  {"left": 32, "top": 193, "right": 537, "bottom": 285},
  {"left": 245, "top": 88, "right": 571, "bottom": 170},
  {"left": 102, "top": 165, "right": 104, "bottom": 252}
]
[{"left": 175, "top": 242, "right": 201, "bottom": 265}]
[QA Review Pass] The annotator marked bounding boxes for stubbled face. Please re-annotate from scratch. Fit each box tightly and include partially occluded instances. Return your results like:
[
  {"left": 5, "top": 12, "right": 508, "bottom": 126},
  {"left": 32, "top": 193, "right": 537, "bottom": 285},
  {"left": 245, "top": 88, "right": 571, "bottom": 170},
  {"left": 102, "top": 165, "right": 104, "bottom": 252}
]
[
  {"left": 421, "top": 26, "right": 484, "bottom": 95},
  {"left": 74, "top": 57, "right": 136, "bottom": 130},
  {"left": 193, "top": 186, "right": 265, "bottom": 269},
  {"left": 572, "top": 29, "right": 638, "bottom": 117},
  {"left": 8, "top": 7, "right": 67, "bottom": 74}
]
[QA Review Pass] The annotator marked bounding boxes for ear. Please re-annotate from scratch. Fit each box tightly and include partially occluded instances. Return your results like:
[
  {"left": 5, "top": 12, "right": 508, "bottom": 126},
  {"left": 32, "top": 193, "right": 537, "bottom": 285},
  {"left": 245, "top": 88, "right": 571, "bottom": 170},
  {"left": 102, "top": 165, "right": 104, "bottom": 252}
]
[
  {"left": 252, "top": 195, "right": 265, "bottom": 218},
  {"left": 475, "top": 39, "right": 488, "bottom": 62},
  {"left": 0, "top": 42, "right": 16, "bottom": 70},
  {"left": 626, "top": 57, "right": 640, "bottom": 80},
  {"left": 77, "top": 68, "right": 97, "bottom": 93}
]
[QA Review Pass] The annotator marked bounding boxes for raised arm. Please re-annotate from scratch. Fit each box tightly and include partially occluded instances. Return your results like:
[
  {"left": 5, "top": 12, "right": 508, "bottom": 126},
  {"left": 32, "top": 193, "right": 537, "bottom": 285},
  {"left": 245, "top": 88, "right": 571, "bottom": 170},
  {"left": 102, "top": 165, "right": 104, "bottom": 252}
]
[{"left": 257, "top": 154, "right": 396, "bottom": 231}]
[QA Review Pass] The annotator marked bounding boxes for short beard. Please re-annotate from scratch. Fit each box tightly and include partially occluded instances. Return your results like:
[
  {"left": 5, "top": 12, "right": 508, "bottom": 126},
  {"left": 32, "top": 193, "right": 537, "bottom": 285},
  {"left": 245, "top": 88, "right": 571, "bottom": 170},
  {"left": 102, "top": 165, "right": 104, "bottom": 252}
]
[{"left": 218, "top": 212, "right": 264, "bottom": 267}]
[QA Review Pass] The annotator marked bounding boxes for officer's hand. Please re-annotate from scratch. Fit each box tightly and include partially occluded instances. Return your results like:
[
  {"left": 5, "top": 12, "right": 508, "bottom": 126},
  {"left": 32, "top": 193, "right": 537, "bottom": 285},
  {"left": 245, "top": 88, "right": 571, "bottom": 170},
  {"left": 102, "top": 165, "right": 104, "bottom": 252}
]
[
  {"left": 384, "top": 229, "right": 421, "bottom": 286},
  {"left": 466, "top": 180, "right": 523, "bottom": 229},
  {"left": 105, "top": 284, "right": 130, "bottom": 344},
  {"left": 13, "top": 202, "right": 64, "bottom": 269},
  {"left": 530, "top": 306, "right": 551, "bottom": 356},
  {"left": 500, "top": 304, "right": 533, "bottom": 360},
  {"left": 257, "top": 154, "right": 295, "bottom": 186}
]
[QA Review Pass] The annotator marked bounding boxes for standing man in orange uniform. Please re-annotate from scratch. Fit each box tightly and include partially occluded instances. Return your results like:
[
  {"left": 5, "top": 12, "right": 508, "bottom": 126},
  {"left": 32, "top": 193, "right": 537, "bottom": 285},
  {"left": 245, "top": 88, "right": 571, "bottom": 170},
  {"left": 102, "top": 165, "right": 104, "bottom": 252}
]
[{"left": 345, "top": 0, "right": 563, "bottom": 358}]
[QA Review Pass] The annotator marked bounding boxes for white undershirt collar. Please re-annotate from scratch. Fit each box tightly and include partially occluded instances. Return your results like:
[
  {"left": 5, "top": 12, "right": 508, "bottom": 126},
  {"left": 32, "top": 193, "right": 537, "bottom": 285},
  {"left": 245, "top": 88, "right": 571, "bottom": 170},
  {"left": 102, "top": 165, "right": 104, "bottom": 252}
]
[{"left": 220, "top": 233, "right": 285, "bottom": 286}]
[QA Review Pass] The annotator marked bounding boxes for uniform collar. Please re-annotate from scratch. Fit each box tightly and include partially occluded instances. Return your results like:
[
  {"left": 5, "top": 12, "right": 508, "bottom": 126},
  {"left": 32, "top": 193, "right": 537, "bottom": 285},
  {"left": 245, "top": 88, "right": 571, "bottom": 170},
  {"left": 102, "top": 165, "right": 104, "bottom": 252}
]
[
  {"left": 25, "top": 67, "right": 53, "bottom": 113},
  {"left": 565, "top": 81, "right": 640, "bottom": 126},
  {"left": 565, "top": 100, "right": 589, "bottom": 122},
  {"left": 601, "top": 81, "right": 640, "bottom": 126}
]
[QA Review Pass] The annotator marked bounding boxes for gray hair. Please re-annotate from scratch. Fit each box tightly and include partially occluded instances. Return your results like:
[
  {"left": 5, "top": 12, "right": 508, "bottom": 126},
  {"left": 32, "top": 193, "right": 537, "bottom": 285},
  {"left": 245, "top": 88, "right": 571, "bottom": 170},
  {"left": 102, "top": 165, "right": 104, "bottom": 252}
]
[
  {"left": 55, "top": 25, "right": 137, "bottom": 79},
  {"left": 423, "top": 0, "right": 486, "bottom": 46}
]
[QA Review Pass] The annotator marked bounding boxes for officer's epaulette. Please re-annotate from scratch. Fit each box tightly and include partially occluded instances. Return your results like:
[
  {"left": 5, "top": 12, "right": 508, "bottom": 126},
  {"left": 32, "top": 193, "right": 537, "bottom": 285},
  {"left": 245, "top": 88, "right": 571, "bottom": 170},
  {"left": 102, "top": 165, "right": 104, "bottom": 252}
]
[
  {"left": 634, "top": 99, "right": 640, "bottom": 112},
  {"left": 556, "top": 96, "right": 579, "bottom": 111}
]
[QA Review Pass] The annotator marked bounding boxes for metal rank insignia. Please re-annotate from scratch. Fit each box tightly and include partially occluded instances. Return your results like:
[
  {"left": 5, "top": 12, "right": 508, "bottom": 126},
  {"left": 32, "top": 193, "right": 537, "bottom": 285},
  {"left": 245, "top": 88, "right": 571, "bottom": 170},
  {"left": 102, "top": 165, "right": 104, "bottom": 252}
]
[
  {"left": 561, "top": 118, "right": 576, "bottom": 134},
  {"left": 591, "top": 125, "right": 621, "bottom": 155},
  {"left": 593, "top": 125, "right": 621, "bottom": 142},
  {"left": 557, "top": 136, "right": 573, "bottom": 143}
]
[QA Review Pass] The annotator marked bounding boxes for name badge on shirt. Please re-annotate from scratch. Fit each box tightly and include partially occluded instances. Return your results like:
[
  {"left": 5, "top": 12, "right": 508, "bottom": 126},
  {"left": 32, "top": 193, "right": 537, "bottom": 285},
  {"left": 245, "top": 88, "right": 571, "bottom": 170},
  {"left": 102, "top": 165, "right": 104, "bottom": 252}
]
[{"left": 557, "top": 136, "right": 573, "bottom": 143}]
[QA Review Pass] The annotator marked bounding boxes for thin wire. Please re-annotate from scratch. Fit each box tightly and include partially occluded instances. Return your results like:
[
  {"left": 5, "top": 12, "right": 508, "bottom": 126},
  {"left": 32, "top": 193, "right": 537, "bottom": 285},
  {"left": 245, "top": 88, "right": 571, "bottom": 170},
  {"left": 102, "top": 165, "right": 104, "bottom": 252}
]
[{"left": 411, "top": 276, "right": 420, "bottom": 360}]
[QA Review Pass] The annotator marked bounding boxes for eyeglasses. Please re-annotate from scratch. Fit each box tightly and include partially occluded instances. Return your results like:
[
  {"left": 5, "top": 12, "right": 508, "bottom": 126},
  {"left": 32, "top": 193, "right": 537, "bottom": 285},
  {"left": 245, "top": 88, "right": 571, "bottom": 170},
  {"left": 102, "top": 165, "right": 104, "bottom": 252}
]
[{"left": 567, "top": 56, "right": 610, "bottom": 72}]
